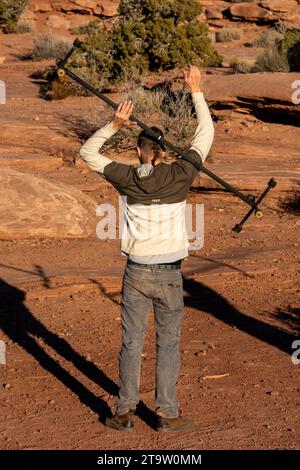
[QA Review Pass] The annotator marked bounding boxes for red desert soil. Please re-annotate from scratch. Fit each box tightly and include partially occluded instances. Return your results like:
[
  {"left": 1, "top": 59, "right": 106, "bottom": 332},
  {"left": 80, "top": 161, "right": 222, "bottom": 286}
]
[{"left": 0, "top": 19, "right": 300, "bottom": 450}]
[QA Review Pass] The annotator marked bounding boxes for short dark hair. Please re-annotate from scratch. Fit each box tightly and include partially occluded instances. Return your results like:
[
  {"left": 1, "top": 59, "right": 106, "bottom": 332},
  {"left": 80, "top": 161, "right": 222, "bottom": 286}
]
[{"left": 137, "top": 126, "right": 166, "bottom": 152}]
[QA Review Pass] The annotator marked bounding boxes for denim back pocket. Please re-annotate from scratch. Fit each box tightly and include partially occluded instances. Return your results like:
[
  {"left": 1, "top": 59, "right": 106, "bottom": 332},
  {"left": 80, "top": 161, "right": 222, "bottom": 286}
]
[{"left": 161, "top": 272, "right": 184, "bottom": 312}]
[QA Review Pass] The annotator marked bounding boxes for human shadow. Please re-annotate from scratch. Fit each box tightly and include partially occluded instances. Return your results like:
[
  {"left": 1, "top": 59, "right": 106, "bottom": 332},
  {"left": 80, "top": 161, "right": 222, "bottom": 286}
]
[
  {"left": 183, "top": 276, "right": 297, "bottom": 355},
  {"left": 187, "top": 253, "right": 255, "bottom": 279},
  {"left": 0, "top": 277, "right": 157, "bottom": 429},
  {"left": 268, "top": 306, "right": 300, "bottom": 335},
  {"left": 89, "top": 278, "right": 121, "bottom": 305}
]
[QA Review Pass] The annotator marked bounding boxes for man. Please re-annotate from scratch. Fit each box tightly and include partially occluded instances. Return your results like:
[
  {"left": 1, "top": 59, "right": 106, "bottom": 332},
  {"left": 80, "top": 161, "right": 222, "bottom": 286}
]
[{"left": 80, "top": 66, "right": 214, "bottom": 432}]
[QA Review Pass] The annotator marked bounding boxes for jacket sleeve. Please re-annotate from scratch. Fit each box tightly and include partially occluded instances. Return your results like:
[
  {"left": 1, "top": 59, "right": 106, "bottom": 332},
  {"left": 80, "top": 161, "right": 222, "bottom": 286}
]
[
  {"left": 79, "top": 122, "right": 117, "bottom": 174},
  {"left": 189, "top": 92, "right": 214, "bottom": 164}
]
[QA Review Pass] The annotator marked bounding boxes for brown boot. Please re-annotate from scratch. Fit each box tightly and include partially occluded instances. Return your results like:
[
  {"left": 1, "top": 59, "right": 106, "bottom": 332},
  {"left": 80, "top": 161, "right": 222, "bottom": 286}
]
[
  {"left": 105, "top": 411, "right": 134, "bottom": 432},
  {"left": 157, "top": 416, "right": 192, "bottom": 432}
]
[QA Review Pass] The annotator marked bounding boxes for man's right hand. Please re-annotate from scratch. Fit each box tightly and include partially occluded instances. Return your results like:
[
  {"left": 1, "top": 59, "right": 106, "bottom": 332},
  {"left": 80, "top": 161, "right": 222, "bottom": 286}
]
[
  {"left": 184, "top": 65, "right": 202, "bottom": 94},
  {"left": 111, "top": 100, "right": 135, "bottom": 129}
]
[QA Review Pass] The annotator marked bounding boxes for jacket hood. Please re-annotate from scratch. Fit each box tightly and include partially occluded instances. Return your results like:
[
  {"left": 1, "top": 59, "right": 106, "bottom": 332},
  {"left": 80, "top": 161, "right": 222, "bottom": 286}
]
[{"left": 133, "top": 164, "right": 163, "bottom": 194}]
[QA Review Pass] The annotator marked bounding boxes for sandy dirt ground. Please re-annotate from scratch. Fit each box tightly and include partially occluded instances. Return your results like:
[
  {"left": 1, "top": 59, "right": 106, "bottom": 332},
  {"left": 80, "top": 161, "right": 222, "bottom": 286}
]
[{"left": 0, "top": 23, "right": 300, "bottom": 450}]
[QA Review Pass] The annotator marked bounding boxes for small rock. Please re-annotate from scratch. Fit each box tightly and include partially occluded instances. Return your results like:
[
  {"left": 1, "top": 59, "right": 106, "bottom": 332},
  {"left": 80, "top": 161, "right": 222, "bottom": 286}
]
[
  {"left": 93, "top": 1, "right": 119, "bottom": 17},
  {"left": 33, "top": 2, "right": 53, "bottom": 13},
  {"left": 225, "top": 3, "right": 274, "bottom": 22},
  {"left": 206, "top": 8, "right": 223, "bottom": 20},
  {"left": 195, "top": 350, "right": 207, "bottom": 357},
  {"left": 19, "top": 10, "right": 37, "bottom": 21},
  {"left": 260, "top": 0, "right": 298, "bottom": 13},
  {"left": 4, "top": 383, "right": 11, "bottom": 389},
  {"left": 266, "top": 390, "right": 280, "bottom": 396},
  {"left": 46, "top": 15, "right": 71, "bottom": 30}
]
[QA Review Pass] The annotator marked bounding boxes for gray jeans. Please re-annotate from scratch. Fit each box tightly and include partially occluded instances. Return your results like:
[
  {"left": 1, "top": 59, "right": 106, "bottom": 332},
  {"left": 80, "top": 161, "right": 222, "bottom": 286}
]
[{"left": 116, "top": 262, "right": 184, "bottom": 418}]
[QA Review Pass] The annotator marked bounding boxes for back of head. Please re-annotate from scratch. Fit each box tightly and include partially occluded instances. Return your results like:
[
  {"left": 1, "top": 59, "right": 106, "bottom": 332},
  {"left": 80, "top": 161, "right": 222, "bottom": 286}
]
[{"left": 137, "top": 126, "right": 165, "bottom": 165}]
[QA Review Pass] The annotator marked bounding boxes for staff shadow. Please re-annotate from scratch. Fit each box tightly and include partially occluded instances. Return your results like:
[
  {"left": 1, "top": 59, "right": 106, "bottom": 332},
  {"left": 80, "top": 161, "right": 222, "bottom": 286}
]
[
  {"left": 183, "top": 276, "right": 297, "bottom": 355},
  {"left": 0, "top": 277, "right": 157, "bottom": 429}
]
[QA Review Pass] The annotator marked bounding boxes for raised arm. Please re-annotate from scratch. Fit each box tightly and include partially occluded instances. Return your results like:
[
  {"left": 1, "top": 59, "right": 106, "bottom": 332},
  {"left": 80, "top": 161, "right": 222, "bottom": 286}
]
[
  {"left": 80, "top": 101, "right": 134, "bottom": 174},
  {"left": 184, "top": 66, "right": 214, "bottom": 163}
]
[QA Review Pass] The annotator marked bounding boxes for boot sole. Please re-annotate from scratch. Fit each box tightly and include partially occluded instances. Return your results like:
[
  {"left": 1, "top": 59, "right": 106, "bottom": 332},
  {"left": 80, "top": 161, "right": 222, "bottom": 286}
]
[{"left": 105, "top": 423, "right": 134, "bottom": 432}]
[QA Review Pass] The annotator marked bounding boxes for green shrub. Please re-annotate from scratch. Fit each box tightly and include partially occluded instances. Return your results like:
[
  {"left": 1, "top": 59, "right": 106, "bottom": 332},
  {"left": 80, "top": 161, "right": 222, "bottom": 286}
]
[
  {"left": 38, "top": 0, "right": 222, "bottom": 98},
  {"left": 72, "top": 27, "right": 115, "bottom": 91},
  {"left": 253, "top": 47, "right": 289, "bottom": 72},
  {"left": 68, "top": 0, "right": 222, "bottom": 89},
  {"left": 70, "top": 19, "right": 104, "bottom": 36},
  {"left": 280, "top": 29, "right": 300, "bottom": 71},
  {"left": 0, "top": 0, "right": 27, "bottom": 33},
  {"left": 119, "top": 0, "right": 202, "bottom": 24},
  {"left": 28, "top": 35, "right": 73, "bottom": 60},
  {"left": 216, "top": 27, "right": 242, "bottom": 43},
  {"left": 113, "top": 0, "right": 222, "bottom": 74}
]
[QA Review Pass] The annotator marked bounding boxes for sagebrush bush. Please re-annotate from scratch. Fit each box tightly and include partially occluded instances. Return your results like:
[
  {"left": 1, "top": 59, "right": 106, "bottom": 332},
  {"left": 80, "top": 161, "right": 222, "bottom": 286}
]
[
  {"left": 280, "top": 29, "right": 300, "bottom": 71},
  {"left": 67, "top": 82, "right": 197, "bottom": 158},
  {"left": 251, "top": 29, "right": 283, "bottom": 48},
  {"left": 161, "top": 89, "right": 195, "bottom": 150},
  {"left": 13, "top": 19, "right": 33, "bottom": 33},
  {"left": 47, "top": 64, "right": 111, "bottom": 100},
  {"left": 0, "top": 0, "right": 27, "bottom": 33},
  {"left": 250, "top": 28, "right": 300, "bottom": 73},
  {"left": 230, "top": 57, "right": 253, "bottom": 74},
  {"left": 28, "top": 35, "right": 73, "bottom": 60},
  {"left": 216, "top": 27, "right": 242, "bottom": 43},
  {"left": 122, "top": 72, "right": 196, "bottom": 149},
  {"left": 253, "top": 47, "right": 290, "bottom": 72},
  {"left": 125, "top": 85, "right": 163, "bottom": 118}
]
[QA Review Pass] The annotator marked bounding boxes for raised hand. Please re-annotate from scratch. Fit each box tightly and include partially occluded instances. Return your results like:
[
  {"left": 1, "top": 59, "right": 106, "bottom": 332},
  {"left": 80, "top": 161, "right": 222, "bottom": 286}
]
[
  {"left": 111, "top": 100, "right": 135, "bottom": 129},
  {"left": 184, "top": 65, "right": 202, "bottom": 94}
]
